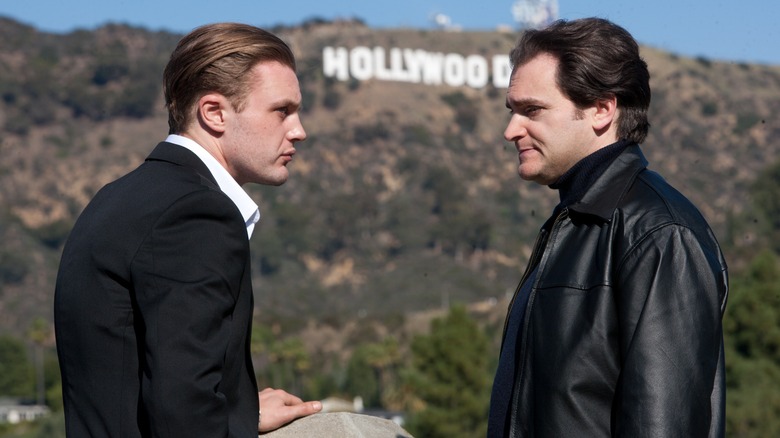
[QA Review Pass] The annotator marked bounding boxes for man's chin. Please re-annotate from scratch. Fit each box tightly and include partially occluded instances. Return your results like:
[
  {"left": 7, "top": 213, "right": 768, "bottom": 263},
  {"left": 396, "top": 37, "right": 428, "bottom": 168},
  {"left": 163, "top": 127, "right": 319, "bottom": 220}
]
[
  {"left": 250, "top": 169, "right": 290, "bottom": 186},
  {"left": 517, "top": 166, "right": 537, "bottom": 182},
  {"left": 259, "top": 178, "right": 287, "bottom": 187},
  {"left": 518, "top": 170, "right": 550, "bottom": 186}
]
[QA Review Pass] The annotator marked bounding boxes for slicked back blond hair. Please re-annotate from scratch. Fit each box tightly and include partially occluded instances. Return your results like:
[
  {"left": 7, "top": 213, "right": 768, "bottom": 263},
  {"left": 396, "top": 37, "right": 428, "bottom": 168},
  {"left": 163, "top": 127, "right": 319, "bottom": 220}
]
[{"left": 163, "top": 23, "right": 296, "bottom": 134}]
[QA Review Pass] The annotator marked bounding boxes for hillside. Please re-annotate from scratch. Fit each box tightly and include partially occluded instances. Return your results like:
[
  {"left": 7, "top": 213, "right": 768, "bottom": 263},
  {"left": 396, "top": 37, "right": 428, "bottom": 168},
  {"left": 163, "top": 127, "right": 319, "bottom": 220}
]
[{"left": 0, "top": 17, "right": 778, "bottom": 338}]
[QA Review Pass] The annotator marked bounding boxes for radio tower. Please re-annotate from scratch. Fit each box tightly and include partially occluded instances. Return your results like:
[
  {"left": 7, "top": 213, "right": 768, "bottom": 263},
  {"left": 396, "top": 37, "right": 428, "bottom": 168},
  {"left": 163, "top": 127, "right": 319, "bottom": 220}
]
[{"left": 512, "top": 0, "right": 559, "bottom": 30}]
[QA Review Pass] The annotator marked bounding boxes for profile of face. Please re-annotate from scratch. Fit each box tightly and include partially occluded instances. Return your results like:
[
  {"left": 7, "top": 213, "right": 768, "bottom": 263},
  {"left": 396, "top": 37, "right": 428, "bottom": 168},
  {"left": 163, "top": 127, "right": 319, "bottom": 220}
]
[
  {"left": 221, "top": 61, "right": 307, "bottom": 186},
  {"left": 504, "top": 53, "right": 598, "bottom": 185}
]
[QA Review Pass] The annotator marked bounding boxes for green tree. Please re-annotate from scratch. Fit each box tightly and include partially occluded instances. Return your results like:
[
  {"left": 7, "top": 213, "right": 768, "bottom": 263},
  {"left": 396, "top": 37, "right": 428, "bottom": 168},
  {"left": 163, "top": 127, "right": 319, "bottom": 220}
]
[
  {"left": 344, "top": 345, "right": 381, "bottom": 407},
  {"left": 28, "top": 317, "right": 52, "bottom": 406},
  {"left": 0, "top": 335, "right": 34, "bottom": 397},
  {"left": 251, "top": 326, "right": 309, "bottom": 394},
  {"left": 252, "top": 329, "right": 311, "bottom": 398},
  {"left": 272, "top": 338, "right": 311, "bottom": 396},
  {"left": 363, "top": 338, "right": 401, "bottom": 408},
  {"left": 34, "top": 411, "right": 66, "bottom": 438},
  {"left": 404, "top": 306, "right": 491, "bottom": 438},
  {"left": 724, "top": 250, "right": 780, "bottom": 437},
  {"left": 752, "top": 160, "right": 780, "bottom": 252}
]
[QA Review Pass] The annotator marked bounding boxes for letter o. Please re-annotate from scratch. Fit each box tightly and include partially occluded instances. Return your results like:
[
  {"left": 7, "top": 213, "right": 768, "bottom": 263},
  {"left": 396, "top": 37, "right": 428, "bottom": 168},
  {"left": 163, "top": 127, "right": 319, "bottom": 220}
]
[
  {"left": 465, "top": 55, "right": 489, "bottom": 88},
  {"left": 443, "top": 53, "right": 465, "bottom": 87},
  {"left": 350, "top": 46, "right": 374, "bottom": 81}
]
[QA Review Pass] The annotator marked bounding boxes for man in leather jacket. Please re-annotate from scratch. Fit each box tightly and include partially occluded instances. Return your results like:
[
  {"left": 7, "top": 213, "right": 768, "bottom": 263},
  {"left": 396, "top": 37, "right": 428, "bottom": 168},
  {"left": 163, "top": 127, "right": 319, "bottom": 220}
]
[{"left": 487, "top": 18, "right": 728, "bottom": 437}]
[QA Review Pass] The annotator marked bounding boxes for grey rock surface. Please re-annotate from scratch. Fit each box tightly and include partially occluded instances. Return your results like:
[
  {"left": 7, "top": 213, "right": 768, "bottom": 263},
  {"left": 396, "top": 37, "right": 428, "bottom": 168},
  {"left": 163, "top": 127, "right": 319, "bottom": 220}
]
[{"left": 260, "top": 412, "right": 414, "bottom": 437}]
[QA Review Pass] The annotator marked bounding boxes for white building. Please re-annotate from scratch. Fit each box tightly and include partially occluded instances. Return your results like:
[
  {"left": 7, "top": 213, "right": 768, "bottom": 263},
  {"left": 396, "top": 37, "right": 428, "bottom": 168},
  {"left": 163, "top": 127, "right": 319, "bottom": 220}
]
[{"left": 0, "top": 398, "right": 50, "bottom": 424}]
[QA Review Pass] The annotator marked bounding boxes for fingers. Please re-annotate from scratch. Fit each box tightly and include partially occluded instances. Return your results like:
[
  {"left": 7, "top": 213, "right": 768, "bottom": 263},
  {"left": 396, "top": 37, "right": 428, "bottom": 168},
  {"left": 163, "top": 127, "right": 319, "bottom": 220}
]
[
  {"left": 257, "top": 388, "right": 323, "bottom": 433},
  {"left": 259, "top": 388, "right": 304, "bottom": 406},
  {"left": 291, "top": 400, "right": 322, "bottom": 417},
  {"left": 273, "top": 400, "right": 322, "bottom": 424}
]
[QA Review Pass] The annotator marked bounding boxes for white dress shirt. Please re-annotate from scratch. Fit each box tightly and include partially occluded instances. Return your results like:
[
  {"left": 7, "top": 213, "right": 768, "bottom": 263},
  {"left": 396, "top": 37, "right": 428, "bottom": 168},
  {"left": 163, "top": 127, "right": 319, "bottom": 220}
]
[{"left": 164, "top": 134, "right": 261, "bottom": 239}]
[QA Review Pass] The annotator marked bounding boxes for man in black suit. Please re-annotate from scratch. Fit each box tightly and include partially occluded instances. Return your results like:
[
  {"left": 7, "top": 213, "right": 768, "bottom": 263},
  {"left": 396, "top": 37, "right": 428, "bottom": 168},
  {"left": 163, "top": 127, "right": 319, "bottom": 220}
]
[{"left": 54, "top": 23, "right": 321, "bottom": 437}]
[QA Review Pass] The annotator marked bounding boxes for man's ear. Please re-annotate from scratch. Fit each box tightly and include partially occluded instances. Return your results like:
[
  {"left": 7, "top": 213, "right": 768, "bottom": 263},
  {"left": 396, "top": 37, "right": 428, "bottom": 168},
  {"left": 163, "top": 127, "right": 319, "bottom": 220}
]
[
  {"left": 196, "top": 93, "right": 229, "bottom": 134},
  {"left": 592, "top": 95, "right": 618, "bottom": 132}
]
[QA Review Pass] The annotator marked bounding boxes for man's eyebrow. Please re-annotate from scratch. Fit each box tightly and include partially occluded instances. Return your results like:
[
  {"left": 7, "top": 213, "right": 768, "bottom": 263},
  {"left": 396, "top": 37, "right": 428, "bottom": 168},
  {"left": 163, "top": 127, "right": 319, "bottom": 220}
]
[
  {"left": 506, "top": 97, "right": 545, "bottom": 108},
  {"left": 270, "top": 98, "right": 301, "bottom": 110}
]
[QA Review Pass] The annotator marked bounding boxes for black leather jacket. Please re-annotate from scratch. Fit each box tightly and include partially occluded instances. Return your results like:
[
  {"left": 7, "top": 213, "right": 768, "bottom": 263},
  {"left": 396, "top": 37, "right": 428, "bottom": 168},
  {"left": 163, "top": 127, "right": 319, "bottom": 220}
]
[{"left": 503, "top": 144, "right": 728, "bottom": 437}]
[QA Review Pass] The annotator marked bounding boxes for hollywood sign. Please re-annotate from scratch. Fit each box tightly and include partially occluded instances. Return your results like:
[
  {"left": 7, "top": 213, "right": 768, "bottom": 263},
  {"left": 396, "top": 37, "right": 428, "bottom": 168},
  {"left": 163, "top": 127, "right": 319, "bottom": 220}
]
[{"left": 323, "top": 46, "right": 512, "bottom": 89}]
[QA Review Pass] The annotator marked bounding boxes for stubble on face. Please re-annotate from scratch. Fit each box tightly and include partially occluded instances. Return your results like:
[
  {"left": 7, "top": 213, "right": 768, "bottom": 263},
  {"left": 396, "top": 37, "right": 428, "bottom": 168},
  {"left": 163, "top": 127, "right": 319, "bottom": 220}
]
[
  {"left": 505, "top": 54, "right": 595, "bottom": 186},
  {"left": 223, "top": 62, "right": 305, "bottom": 187}
]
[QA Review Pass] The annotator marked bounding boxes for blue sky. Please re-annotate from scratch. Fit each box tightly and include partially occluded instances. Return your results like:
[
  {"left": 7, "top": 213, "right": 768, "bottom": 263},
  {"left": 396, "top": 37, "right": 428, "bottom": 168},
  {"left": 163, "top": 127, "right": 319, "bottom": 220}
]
[{"left": 1, "top": 1, "right": 777, "bottom": 65}]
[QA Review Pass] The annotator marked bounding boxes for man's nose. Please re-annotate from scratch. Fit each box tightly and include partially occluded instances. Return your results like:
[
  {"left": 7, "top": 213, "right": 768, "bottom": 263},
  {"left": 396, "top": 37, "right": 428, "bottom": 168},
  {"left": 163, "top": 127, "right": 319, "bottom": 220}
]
[{"left": 504, "top": 115, "right": 527, "bottom": 142}]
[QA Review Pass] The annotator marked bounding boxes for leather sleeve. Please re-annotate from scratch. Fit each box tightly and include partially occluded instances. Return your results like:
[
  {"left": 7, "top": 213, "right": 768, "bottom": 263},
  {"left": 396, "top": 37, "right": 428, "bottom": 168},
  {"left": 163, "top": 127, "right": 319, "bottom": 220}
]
[
  {"left": 613, "top": 224, "right": 727, "bottom": 437},
  {"left": 131, "top": 189, "right": 248, "bottom": 437}
]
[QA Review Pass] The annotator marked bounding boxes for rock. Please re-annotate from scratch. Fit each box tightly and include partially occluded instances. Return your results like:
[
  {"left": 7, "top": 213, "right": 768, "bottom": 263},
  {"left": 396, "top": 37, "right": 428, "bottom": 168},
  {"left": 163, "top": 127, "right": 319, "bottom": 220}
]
[{"left": 260, "top": 412, "right": 414, "bottom": 437}]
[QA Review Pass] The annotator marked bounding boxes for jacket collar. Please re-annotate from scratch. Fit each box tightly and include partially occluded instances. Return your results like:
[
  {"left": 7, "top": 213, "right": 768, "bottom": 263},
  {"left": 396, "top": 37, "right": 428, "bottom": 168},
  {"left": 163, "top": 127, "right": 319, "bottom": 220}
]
[
  {"left": 567, "top": 143, "right": 648, "bottom": 221},
  {"left": 145, "top": 141, "right": 219, "bottom": 187}
]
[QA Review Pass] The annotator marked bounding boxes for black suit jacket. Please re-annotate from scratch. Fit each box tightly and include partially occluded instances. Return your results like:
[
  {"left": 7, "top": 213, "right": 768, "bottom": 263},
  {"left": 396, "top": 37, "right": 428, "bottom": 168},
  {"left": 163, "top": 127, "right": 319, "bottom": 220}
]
[{"left": 55, "top": 142, "right": 258, "bottom": 437}]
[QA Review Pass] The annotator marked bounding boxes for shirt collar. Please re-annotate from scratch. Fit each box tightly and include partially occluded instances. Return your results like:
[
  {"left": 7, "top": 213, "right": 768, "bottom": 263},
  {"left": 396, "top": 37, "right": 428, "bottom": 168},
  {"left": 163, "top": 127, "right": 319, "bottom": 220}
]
[{"left": 165, "top": 134, "right": 261, "bottom": 239}]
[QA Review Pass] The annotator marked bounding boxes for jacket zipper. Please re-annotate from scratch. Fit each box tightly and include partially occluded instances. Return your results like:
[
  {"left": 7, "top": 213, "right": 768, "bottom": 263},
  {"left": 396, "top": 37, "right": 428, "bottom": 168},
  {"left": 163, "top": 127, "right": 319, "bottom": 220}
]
[
  {"left": 500, "top": 228, "right": 547, "bottom": 340},
  {"left": 500, "top": 208, "right": 567, "bottom": 339},
  {"left": 507, "top": 208, "right": 569, "bottom": 438}
]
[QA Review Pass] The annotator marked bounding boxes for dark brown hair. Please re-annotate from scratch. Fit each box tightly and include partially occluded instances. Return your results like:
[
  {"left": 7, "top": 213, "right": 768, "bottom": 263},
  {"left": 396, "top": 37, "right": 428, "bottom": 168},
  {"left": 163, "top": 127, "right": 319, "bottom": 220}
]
[
  {"left": 163, "top": 23, "right": 296, "bottom": 134},
  {"left": 510, "top": 18, "right": 651, "bottom": 143}
]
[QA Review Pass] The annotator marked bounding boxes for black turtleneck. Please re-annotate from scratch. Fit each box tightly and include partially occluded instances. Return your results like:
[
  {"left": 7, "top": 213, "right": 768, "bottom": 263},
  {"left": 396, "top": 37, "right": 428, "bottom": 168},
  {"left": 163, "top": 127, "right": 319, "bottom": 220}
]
[{"left": 550, "top": 139, "right": 632, "bottom": 215}]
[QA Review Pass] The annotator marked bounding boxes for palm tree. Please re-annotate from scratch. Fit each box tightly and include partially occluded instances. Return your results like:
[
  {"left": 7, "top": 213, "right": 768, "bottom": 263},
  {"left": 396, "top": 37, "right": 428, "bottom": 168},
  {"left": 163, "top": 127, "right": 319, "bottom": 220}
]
[{"left": 28, "top": 317, "right": 52, "bottom": 406}]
